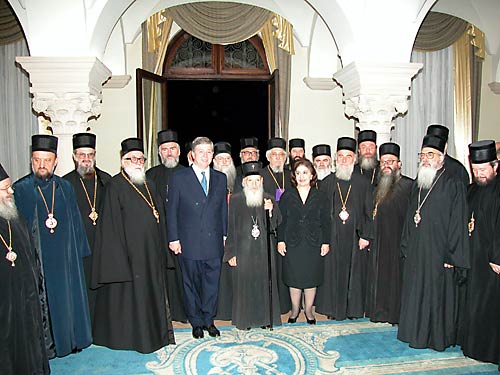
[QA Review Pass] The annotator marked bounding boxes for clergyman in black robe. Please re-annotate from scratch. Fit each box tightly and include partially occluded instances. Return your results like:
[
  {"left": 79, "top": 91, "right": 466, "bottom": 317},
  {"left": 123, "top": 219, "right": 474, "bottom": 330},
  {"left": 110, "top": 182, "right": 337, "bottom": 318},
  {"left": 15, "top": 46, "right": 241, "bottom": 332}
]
[
  {"left": 316, "top": 137, "right": 373, "bottom": 320},
  {"left": 398, "top": 135, "right": 470, "bottom": 351},
  {"left": 0, "top": 163, "right": 50, "bottom": 375},
  {"left": 63, "top": 132, "right": 111, "bottom": 320},
  {"left": 365, "top": 143, "right": 412, "bottom": 324},
  {"left": 92, "top": 138, "right": 175, "bottom": 354},
  {"left": 261, "top": 137, "right": 292, "bottom": 314},
  {"left": 146, "top": 129, "right": 186, "bottom": 322},
  {"left": 461, "top": 140, "right": 500, "bottom": 366},
  {"left": 353, "top": 130, "right": 379, "bottom": 186},
  {"left": 233, "top": 136, "right": 260, "bottom": 194},
  {"left": 223, "top": 162, "right": 282, "bottom": 329}
]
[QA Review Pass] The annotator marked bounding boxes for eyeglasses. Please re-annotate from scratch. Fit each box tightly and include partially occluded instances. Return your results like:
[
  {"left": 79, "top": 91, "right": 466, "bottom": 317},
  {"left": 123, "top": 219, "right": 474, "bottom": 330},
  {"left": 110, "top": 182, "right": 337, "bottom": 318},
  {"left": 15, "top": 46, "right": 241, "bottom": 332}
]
[
  {"left": 270, "top": 152, "right": 286, "bottom": 158},
  {"left": 123, "top": 156, "right": 147, "bottom": 164},
  {"left": 380, "top": 159, "right": 399, "bottom": 166},
  {"left": 418, "top": 152, "right": 440, "bottom": 160}
]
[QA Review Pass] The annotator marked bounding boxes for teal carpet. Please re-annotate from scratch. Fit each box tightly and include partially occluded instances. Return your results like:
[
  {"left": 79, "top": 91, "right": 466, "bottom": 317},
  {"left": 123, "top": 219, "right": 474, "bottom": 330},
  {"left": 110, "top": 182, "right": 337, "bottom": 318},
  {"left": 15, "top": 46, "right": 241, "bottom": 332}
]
[{"left": 50, "top": 319, "right": 498, "bottom": 374}]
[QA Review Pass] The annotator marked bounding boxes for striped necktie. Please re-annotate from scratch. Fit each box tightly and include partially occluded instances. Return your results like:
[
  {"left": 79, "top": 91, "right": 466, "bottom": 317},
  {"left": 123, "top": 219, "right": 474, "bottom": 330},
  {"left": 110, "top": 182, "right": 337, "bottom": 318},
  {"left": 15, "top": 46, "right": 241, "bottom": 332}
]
[{"left": 201, "top": 171, "right": 208, "bottom": 195}]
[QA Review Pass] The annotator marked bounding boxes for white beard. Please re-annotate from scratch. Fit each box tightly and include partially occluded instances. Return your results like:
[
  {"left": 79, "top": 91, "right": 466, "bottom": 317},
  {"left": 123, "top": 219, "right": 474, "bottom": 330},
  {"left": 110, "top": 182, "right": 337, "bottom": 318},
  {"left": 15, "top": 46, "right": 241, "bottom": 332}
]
[
  {"left": 316, "top": 167, "right": 332, "bottom": 181},
  {"left": 214, "top": 162, "right": 236, "bottom": 192},
  {"left": 77, "top": 161, "right": 95, "bottom": 178},
  {"left": 417, "top": 163, "right": 438, "bottom": 189},
  {"left": 335, "top": 164, "right": 354, "bottom": 181},
  {"left": 359, "top": 155, "right": 377, "bottom": 171},
  {"left": 0, "top": 198, "right": 19, "bottom": 221},
  {"left": 243, "top": 185, "right": 264, "bottom": 207},
  {"left": 161, "top": 155, "right": 179, "bottom": 169},
  {"left": 124, "top": 166, "right": 146, "bottom": 185},
  {"left": 269, "top": 164, "right": 284, "bottom": 174}
]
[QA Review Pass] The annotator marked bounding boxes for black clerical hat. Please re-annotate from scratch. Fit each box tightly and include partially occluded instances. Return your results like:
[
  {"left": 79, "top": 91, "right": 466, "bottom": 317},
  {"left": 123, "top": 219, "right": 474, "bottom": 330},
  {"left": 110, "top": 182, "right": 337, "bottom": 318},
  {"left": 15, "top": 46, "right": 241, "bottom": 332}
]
[
  {"left": 337, "top": 137, "right": 356, "bottom": 152},
  {"left": 469, "top": 140, "right": 497, "bottom": 164},
  {"left": 158, "top": 129, "right": 178, "bottom": 145},
  {"left": 312, "top": 144, "right": 331, "bottom": 158},
  {"left": 267, "top": 137, "right": 286, "bottom": 150},
  {"left": 379, "top": 142, "right": 400, "bottom": 158},
  {"left": 289, "top": 138, "right": 305, "bottom": 149},
  {"left": 214, "top": 141, "right": 231, "bottom": 156},
  {"left": 422, "top": 135, "right": 446, "bottom": 153},
  {"left": 32, "top": 134, "right": 58, "bottom": 154},
  {"left": 357, "top": 130, "right": 377, "bottom": 144},
  {"left": 241, "top": 161, "right": 261, "bottom": 177},
  {"left": 426, "top": 124, "right": 449, "bottom": 142},
  {"left": 72, "top": 133, "right": 96, "bottom": 150},
  {"left": 0, "top": 163, "right": 8, "bottom": 181},
  {"left": 240, "top": 137, "right": 258, "bottom": 150},
  {"left": 121, "top": 138, "right": 144, "bottom": 156}
]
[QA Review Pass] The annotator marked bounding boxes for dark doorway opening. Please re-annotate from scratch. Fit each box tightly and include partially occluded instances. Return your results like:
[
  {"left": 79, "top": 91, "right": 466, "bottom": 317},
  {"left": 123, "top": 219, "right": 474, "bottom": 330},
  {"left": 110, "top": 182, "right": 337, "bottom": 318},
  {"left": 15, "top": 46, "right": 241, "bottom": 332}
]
[{"left": 168, "top": 79, "right": 268, "bottom": 166}]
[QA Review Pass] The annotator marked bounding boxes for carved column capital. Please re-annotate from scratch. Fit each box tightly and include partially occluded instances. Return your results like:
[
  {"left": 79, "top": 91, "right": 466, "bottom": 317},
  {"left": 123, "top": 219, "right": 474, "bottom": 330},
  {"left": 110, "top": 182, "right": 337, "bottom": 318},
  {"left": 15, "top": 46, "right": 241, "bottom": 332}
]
[{"left": 334, "top": 62, "right": 422, "bottom": 144}]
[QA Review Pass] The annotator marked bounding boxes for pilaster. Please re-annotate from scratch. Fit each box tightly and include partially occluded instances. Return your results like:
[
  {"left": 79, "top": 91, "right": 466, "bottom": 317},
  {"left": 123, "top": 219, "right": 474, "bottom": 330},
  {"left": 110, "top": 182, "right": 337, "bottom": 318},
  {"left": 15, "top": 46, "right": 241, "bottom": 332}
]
[
  {"left": 16, "top": 56, "right": 112, "bottom": 175},
  {"left": 333, "top": 62, "right": 423, "bottom": 144}
]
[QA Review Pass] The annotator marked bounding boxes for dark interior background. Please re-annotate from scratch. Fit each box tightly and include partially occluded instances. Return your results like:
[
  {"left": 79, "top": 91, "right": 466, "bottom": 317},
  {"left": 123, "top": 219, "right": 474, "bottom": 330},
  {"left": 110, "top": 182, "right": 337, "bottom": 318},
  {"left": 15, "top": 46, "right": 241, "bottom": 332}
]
[{"left": 167, "top": 79, "right": 268, "bottom": 166}]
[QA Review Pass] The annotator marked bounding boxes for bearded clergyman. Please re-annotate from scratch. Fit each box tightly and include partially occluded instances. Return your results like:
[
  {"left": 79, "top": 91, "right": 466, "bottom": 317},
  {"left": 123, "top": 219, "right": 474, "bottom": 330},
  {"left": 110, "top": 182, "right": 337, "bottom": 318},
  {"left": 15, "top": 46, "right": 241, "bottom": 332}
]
[
  {"left": 365, "top": 142, "right": 412, "bottom": 324},
  {"left": 312, "top": 144, "right": 333, "bottom": 188},
  {"left": 0, "top": 163, "right": 50, "bottom": 375},
  {"left": 63, "top": 132, "right": 111, "bottom": 319},
  {"left": 213, "top": 141, "right": 237, "bottom": 196},
  {"left": 353, "top": 130, "right": 379, "bottom": 186},
  {"left": 222, "top": 161, "right": 282, "bottom": 330},
  {"left": 315, "top": 137, "right": 373, "bottom": 320},
  {"left": 398, "top": 134, "right": 470, "bottom": 351},
  {"left": 92, "top": 138, "right": 175, "bottom": 353},
  {"left": 146, "top": 129, "right": 186, "bottom": 322},
  {"left": 461, "top": 140, "right": 500, "bottom": 367}
]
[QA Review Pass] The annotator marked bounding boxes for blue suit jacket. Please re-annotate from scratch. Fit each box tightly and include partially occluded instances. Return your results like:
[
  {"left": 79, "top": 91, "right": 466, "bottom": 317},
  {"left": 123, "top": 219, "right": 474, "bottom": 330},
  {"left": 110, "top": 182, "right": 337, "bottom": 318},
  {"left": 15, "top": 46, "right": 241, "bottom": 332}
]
[{"left": 167, "top": 166, "right": 228, "bottom": 260}]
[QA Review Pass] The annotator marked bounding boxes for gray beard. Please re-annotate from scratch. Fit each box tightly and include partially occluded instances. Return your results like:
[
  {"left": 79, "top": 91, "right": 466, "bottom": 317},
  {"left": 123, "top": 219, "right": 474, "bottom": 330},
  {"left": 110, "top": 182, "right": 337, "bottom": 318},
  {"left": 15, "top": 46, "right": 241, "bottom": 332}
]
[
  {"left": 375, "top": 169, "right": 401, "bottom": 203},
  {"left": 214, "top": 163, "right": 236, "bottom": 192},
  {"left": 0, "top": 199, "right": 19, "bottom": 221},
  {"left": 335, "top": 164, "right": 354, "bottom": 181},
  {"left": 161, "top": 156, "right": 179, "bottom": 169},
  {"left": 243, "top": 185, "right": 264, "bottom": 207},
  {"left": 316, "top": 167, "right": 332, "bottom": 181},
  {"left": 77, "top": 162, "right": 95, "bottom": 178},
  {"left": 124, "top": 167, "right": 146, "bottom": 185},
  {"left": 360, "top": 155, "right": 377, "bottom": 171},
  {"left": 269, "top": 165, "right": 284, "bottom": 174},
  {"left": 417, "top": 164, "right": 438, "bottom": 189}
]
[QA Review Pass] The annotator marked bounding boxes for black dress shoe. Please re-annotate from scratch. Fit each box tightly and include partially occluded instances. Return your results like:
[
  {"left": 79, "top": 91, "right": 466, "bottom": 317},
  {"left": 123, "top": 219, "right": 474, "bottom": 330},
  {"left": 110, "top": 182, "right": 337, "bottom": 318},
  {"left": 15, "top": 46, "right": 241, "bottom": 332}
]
[
  {"left": 306, "top": 317, "right": 316, "bottom": 325},
  {"left": 192, "top": 326, "right": 204, "bottom": 339},
  {"left": 287, "top": 316, "right": 297, "bottom": 324},
  {"left": 202, "top": 324, "right": 220, "bottom": 337}
]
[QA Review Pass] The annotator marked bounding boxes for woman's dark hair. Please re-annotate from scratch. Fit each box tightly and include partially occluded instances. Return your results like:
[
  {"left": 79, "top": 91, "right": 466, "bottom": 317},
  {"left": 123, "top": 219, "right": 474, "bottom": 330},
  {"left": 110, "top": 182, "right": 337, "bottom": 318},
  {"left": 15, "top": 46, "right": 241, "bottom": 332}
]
[{"left": 291, "top": 158, "right": 318, "bottom": 187}]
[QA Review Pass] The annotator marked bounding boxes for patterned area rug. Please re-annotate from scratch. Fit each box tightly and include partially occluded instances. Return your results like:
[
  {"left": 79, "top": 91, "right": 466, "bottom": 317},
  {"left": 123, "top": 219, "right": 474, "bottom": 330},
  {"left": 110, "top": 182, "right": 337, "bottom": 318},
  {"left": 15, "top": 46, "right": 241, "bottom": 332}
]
[{"left": 50, "top": 319, "right": 498, "bottom": 374}]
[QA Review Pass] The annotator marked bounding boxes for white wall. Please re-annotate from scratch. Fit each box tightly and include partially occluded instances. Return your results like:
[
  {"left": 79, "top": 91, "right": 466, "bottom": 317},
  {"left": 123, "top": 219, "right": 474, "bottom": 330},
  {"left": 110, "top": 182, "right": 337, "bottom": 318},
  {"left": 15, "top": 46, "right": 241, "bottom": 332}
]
[
  {"left": 288, "top": 42, "right": 354, "bottom": 159},
  {"left": 479, "top": 54, "right": 500, "bottom": 142},
  {"left": 90, "top": 36, "right": 142, "bottom": 175}
]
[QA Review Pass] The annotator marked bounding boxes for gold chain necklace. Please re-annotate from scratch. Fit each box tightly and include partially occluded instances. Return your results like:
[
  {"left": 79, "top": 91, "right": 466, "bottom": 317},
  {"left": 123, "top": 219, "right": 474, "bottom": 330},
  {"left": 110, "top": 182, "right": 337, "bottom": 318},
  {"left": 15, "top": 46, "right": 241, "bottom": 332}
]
[
  {"left": 267, "top": 165, "right": 285, "bottom": 190},
  {"left": 37, "top": 181, "right": 57, "bottom": 233},
  {"left": 121, "top": 170, "right": 160, "bottom": 224},
  {"left": 79, "top": 172, "right": 98, "bottom": 226},
  {"left": 337, "top": 182, "right": 352, "bottom": 224},
  {"left": 0, "top": 220, "right": 16, "bottom": 267},
  {"left": 414, "top": 168, "right": 445, "bottom": 227},
  {"left": 360, "top": 167, "right": 376, "bottom": 185}
]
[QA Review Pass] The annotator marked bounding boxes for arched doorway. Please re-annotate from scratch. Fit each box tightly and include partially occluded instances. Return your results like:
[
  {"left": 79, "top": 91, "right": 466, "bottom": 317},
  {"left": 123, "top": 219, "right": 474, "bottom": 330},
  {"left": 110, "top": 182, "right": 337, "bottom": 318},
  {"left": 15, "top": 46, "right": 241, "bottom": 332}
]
[{"left": 137, "top": 31, "right": 279, "bottom": 166}]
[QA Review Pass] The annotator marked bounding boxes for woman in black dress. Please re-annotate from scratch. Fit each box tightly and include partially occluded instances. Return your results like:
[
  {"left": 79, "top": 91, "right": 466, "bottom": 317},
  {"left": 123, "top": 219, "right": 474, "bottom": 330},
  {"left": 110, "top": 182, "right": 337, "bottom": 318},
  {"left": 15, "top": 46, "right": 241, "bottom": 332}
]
[{"left": 277, "top": 158, "right": 331, "bottom": 324}]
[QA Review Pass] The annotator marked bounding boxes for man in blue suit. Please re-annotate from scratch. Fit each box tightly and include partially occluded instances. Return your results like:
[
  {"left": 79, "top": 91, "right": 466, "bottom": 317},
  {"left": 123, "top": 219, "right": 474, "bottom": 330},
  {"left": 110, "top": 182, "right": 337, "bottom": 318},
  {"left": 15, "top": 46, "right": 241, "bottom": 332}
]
[{"left": 167, "top": 136, "right": 228, "bottom": 339}]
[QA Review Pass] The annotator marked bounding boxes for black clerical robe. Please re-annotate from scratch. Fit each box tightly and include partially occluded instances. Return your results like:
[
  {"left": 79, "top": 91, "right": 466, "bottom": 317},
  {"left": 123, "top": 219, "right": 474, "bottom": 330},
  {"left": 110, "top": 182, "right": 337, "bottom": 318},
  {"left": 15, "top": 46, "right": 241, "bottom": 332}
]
[
  {"left": 0, "top": 216, "right": 50, "bottom": 375},
  {"left": 261, "top": 165, "right": 292, "bottom": 313},
  {"left": 398, "top": 168, "right": 470, "bottom": 351},
  {"left": 146, "top": 163, "right": 186, "bottom": 322},
  {"left": 444, "top": 154, "right": 470, "bottom": 187},
  {"left": 221, "top": 192, "right": 282, "bottom": 329},
  {"left": 315, "top": 173, "right": 373, "bottom": 319},
  {"left": 91, "top": 172, "right": 175, "bottom": 353},
  {"left": 365, "top": 175, "right": 413, "bottom": 324},
  {"left": 14, "top": 174, "right": 92, "bottom": 358},
  {"left": 461, "top": 178, "right": 500, "bottom": 365},
  {"left": 353, "top": 163, "right": 379, "bottom": 186},
  {"left": 63, "top": 168, "right": 111, "bottom": 319}
]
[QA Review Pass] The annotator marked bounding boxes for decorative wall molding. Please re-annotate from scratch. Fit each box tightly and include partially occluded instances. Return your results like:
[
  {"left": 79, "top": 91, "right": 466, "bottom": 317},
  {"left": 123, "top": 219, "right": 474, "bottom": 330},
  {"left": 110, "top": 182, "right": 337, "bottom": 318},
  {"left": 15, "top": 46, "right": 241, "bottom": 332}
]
[
  {"left": 103, "top": 75, "right": 132, "bottom": 89},
  {"left": 488, "top": 81, "right": 500, "bottom": 94},
  {"left": 303, "top": 77, "right": 338, "bottom": 90}
]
